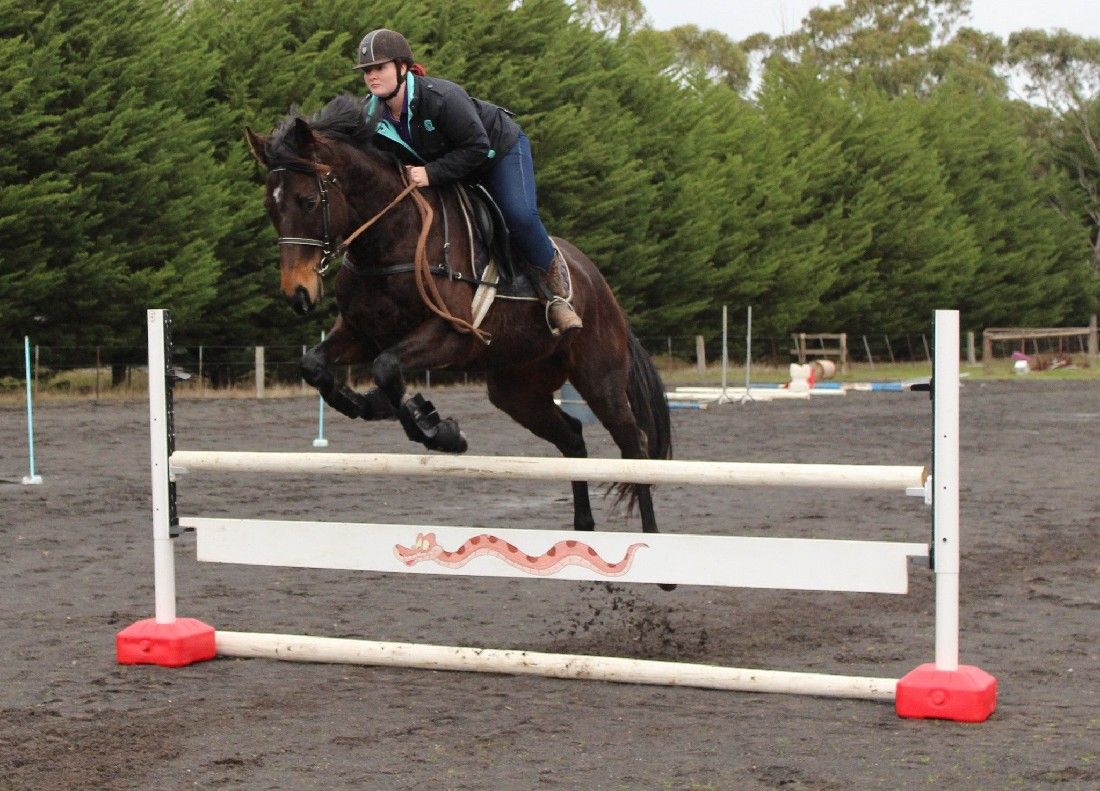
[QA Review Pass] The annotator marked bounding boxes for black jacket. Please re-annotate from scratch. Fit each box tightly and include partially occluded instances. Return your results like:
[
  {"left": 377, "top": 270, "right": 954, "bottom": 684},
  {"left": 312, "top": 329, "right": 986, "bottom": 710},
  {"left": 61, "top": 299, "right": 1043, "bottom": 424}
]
[{"left": 366, "top": 74, "right": 520, "bottom": 185}]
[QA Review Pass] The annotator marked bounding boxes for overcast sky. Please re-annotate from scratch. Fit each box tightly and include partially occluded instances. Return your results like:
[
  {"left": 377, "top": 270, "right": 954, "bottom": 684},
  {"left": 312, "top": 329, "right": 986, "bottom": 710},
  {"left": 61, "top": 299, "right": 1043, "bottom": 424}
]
[{"left": 642, "top": 0, "right": 1100, "bottom": 41}]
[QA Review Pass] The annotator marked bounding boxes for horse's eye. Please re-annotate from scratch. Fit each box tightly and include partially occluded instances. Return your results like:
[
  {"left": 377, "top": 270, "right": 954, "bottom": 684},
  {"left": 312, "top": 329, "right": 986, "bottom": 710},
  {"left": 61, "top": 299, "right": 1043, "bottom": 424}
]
[{"left": 300, "top": 195, "right": 318, "bottom": 211}]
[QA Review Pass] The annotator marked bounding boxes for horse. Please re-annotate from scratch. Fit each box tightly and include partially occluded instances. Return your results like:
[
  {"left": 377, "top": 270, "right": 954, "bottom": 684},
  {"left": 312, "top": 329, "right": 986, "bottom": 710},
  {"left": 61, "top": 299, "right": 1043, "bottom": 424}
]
[{"left": 245, "top": 94, "right": 671, "bottom": 538}]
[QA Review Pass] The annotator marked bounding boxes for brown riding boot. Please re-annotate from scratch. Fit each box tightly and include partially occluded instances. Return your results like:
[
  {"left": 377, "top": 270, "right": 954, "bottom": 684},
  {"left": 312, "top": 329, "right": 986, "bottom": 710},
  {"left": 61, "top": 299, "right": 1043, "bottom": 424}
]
[{"left": 539, "top": 248, "right": 583, "bottom": 336}]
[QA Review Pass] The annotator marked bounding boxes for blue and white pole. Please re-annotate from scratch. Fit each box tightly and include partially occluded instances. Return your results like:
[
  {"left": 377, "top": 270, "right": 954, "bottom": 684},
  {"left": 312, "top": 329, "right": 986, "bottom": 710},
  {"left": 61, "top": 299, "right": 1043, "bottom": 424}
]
[{"left": 22, "top": 336, "right": 43, "bottom": 485}]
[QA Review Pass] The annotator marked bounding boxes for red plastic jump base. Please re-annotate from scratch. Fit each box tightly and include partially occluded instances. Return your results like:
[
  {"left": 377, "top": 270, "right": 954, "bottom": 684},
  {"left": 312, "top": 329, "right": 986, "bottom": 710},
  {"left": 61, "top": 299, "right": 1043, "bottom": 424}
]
[
  {"left": 895, "top": 663, "right": 997, "bottom": 722},
  {"left": 116, "top": 617, "right": 217, "bottom": 668}
]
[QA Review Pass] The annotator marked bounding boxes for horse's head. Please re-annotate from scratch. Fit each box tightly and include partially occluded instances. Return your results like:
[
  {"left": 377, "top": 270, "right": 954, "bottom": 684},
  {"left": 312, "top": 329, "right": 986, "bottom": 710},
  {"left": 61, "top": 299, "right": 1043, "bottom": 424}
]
[{"left": 247, "top": 118, "right": 357, "bottom": 315}]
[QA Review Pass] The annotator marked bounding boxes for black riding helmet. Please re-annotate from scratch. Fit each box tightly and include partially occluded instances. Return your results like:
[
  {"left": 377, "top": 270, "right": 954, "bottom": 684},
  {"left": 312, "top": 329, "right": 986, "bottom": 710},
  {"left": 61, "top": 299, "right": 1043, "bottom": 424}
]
[{"left": 353, "top": 29, "right": 414, "bottom": 101}]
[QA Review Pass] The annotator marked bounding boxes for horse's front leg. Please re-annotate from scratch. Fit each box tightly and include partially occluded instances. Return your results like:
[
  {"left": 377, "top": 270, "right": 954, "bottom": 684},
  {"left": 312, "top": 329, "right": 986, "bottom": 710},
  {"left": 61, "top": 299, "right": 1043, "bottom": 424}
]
[
  {"left": 372, "top": 321, "right": 474, "bottom": 454},
  {"left": 300, "top": 318, "right": 394, "bottom": 422}
]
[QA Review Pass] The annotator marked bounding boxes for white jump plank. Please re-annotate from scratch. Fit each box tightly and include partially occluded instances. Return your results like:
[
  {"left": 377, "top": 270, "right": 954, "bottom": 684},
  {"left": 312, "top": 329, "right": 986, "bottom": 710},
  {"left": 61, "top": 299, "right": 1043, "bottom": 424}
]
[
  {"left": 187, "top": 517, "right": 928, "bottom": 594},
  {"left": 215, "top": 631, "right": 898, "bottom": 700},
  {"left": 172, "top": 451, "right": 926, "bottom": 491},
  {"left": 665, "top": 390, "right": 810, "bottom": 402}
]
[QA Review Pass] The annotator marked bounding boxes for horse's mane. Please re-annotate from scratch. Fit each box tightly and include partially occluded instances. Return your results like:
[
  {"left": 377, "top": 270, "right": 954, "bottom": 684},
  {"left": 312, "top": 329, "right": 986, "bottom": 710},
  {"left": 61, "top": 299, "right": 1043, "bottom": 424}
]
[{"left": 267, "top": 93, "right": 401, "bottom": 172}]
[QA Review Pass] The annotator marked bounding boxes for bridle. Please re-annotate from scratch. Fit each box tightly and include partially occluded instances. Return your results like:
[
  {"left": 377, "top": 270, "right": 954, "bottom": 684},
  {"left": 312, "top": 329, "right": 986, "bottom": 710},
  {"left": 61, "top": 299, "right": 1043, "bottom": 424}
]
[
  {"left": 270, "top": 164, "right": 417, "bottom": 276},
  {"left": 268, "top": 160, "right": 490, "bottom": 344},
  {"left": 270, "top": 166, "right": 342, "bottom": 275}
]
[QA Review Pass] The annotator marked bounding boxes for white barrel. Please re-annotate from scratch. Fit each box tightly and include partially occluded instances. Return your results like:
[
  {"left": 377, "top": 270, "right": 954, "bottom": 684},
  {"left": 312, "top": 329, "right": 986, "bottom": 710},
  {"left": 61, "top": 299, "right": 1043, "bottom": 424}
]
[{"left": 812, "top": 359, "right": 837, "bottom": 380}]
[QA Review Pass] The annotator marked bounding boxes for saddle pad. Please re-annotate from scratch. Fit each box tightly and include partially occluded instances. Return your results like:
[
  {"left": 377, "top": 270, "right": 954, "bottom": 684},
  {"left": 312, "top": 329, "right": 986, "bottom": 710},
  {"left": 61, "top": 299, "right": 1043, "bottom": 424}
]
[
  {"left": 473, "top": 255, "right": 538, "bottom": 299},
  {"left": 471, "top": 243, "right": 573, "bottom": 330}
]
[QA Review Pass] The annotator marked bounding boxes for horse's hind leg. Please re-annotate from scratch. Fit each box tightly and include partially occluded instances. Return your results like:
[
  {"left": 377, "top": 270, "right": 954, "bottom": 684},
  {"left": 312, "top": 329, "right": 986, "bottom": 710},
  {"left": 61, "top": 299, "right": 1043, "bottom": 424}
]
[
  {"left": 564, "top": 370, "right": 674, "bottom": 590},
  {"left": 485, "top": 370, "right": 595, "bottom": 532},
  {"left": 301, "top": 318, "right": 394, "bottom": 422},
  {"left": 571, "top": 374, "right": 659, "bottom": 533}
]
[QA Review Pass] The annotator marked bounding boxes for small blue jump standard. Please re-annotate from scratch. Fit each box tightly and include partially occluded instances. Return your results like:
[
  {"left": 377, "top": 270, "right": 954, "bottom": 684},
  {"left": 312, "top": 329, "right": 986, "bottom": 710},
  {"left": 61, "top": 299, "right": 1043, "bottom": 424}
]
[
  {"left": 22, "top": 336, "right": 43, "bottom": 485},
  {"left": 312, "top": 331, "right": 329, "bottom": 448},
  {"left": 312, "top": 392, "right": 329, "bottom": 448}
]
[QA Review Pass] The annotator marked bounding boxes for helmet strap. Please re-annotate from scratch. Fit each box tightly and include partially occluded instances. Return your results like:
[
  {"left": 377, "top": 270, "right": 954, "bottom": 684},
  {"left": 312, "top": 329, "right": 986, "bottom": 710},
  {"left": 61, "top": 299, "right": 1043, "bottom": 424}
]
[{"left": 378, "top": 62, "right": 408, "bottom": 102}]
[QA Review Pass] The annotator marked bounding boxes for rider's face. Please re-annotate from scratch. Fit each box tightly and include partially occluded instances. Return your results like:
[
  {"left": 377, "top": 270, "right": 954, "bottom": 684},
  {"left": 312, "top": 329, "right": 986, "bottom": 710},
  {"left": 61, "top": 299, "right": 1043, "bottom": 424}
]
[{"left": 362, "top": 61, "right": 401, "bottom": 97}]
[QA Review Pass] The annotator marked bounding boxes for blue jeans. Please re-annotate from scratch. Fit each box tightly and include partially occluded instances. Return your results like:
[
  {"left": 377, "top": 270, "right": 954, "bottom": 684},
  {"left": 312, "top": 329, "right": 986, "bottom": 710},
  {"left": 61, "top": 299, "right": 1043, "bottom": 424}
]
[{"left": 482, "top": 132, "right": 555, "bottom": 271}]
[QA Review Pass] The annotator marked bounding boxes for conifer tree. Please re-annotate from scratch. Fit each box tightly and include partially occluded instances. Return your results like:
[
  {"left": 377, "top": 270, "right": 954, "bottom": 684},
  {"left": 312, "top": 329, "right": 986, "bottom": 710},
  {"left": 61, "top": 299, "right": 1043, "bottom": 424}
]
[
  {"left": 920, "top": 81, "right": 1090, "bottom": 327},
  {"left": 2, "top": 0, "right": 230, "bottom": 348}
]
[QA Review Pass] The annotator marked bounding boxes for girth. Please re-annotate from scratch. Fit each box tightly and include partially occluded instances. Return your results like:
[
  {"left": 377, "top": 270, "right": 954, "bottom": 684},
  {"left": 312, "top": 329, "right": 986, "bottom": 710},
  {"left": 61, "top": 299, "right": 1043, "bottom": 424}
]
[{"left": 341, "top": 257, "right": 497, "bottom": 287}]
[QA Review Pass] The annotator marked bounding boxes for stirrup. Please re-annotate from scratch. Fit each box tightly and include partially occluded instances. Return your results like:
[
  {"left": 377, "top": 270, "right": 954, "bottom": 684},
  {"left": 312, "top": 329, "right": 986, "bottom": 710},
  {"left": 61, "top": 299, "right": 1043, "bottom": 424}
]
[{"left": 545, "top": 296, "right": 582, "bottom": 337}]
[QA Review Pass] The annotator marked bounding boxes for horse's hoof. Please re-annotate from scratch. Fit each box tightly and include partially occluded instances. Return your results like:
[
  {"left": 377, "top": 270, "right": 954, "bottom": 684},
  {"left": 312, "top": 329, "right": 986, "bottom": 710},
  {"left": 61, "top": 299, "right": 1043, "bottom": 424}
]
[
  {"left": 445, "top": 430, "right": 469, "bottom": 454},
  {"left": 428, "top": 419, "right": 467, "bottom": 453}
]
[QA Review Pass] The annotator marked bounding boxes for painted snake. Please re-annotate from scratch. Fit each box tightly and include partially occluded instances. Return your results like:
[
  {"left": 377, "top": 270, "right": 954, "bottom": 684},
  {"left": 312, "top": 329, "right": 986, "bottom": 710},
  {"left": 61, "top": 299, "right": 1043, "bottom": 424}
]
[{"left": 394, "top": 532, "right": 647, "bottom": 577}]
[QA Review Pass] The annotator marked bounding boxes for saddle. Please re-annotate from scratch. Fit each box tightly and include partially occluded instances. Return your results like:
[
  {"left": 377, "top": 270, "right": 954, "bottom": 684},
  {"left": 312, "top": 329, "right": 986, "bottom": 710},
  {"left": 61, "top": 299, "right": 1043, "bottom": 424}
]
[
  {"left": 455, "top": 185, "right": 574, "bottom": 330},
  {"left": 341, "top": 181, "right": 564, "bottom": 332},
  {"left": 459, "top": 184, "right": 520, "bottom": 283},
  {"left": 460, "top": 186, "right": 545, "bottom": 299}
]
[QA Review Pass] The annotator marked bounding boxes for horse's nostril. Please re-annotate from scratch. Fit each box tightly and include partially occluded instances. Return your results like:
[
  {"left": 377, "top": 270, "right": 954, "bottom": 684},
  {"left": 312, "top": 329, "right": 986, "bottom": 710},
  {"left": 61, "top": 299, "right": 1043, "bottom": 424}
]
[{"left": 289, "top": 286, "right": 313, "bottom": 315}]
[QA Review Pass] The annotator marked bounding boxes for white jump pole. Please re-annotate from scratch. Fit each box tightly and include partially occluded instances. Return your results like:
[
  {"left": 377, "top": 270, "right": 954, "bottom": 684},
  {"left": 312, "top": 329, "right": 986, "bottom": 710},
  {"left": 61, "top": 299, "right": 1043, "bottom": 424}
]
[
  {"left": 21, "top": 336, "right": 43, "bottom": 485},
  {"left": 171, "top": 451, "right": 926, "bottom": 492},
  {"left": 932, "top": 309, "right": 960, "bottom": 670},
  {"left": 148, "top": 312, "right": 176, "bottom": 623},
  {"left": 215, "top": 632, "right": 896, "bottom": 700},
  {"left": 117, "top": 309, "right": 216, "bottom": 667},
  {"left": 719, "top": 305, "right": 729, "bottom": 403},
  {"left": 895, "top": 309, "right": 996, "bottom": 722}
]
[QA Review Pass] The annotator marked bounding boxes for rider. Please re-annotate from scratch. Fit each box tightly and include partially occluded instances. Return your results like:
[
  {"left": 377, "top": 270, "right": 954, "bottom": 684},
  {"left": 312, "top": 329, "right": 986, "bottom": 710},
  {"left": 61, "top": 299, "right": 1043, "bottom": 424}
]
[{"left": 352, "top": 28, "right": 582, "bottom": 336}]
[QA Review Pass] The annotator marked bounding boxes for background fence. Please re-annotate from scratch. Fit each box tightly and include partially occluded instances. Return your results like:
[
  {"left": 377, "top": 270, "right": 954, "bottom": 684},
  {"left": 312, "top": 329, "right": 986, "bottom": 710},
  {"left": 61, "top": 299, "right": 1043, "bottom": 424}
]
[{"left": 2, "top": 319, "right": 1096, "bottom": 397}]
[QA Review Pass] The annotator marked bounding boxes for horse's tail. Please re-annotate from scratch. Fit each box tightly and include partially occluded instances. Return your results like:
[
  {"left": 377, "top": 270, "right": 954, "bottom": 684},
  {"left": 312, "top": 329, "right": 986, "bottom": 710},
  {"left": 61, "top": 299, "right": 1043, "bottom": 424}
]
[{"left": 613, "top": 331, "right": 672, "bottom": 512}]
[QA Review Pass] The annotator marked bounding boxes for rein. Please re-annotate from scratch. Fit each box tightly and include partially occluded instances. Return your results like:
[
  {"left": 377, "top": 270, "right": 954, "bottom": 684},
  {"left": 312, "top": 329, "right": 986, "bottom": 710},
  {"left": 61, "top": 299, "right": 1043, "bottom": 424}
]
[
  {"left": 271, "top": 164, "right": 489, "bottom": 344},
  {"left": 405, "top": 180, "right": 491, "bottom": 344}
]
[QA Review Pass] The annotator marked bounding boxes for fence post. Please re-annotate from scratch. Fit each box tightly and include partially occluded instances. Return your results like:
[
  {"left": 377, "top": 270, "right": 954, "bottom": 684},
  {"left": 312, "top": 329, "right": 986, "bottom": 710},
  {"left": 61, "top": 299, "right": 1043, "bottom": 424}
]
[
  {"left": 862, "top": 335, "right": 875, "bottom": 369},
  {"left": 1089, "top": 314, "right": 1098, "bottom": 367},
  {"left": 695, "top": 335, "right": 706, "bottom": 375},
  {"left": 966, "top": 332, "right": 976, "bottom": 366},
  {"left": 255, "top": 346, "right": 265, "bottom": 399}
]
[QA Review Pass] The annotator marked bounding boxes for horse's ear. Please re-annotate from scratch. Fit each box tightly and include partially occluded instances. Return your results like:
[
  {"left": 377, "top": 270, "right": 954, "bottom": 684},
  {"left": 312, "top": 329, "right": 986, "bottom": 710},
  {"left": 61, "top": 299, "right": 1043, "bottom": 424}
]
[
  {"left": 289, "top": 117, "right": 317, "bottom": 156},
  {"left": 244, "top": 127, "right": 268, "bottom": 166}
]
